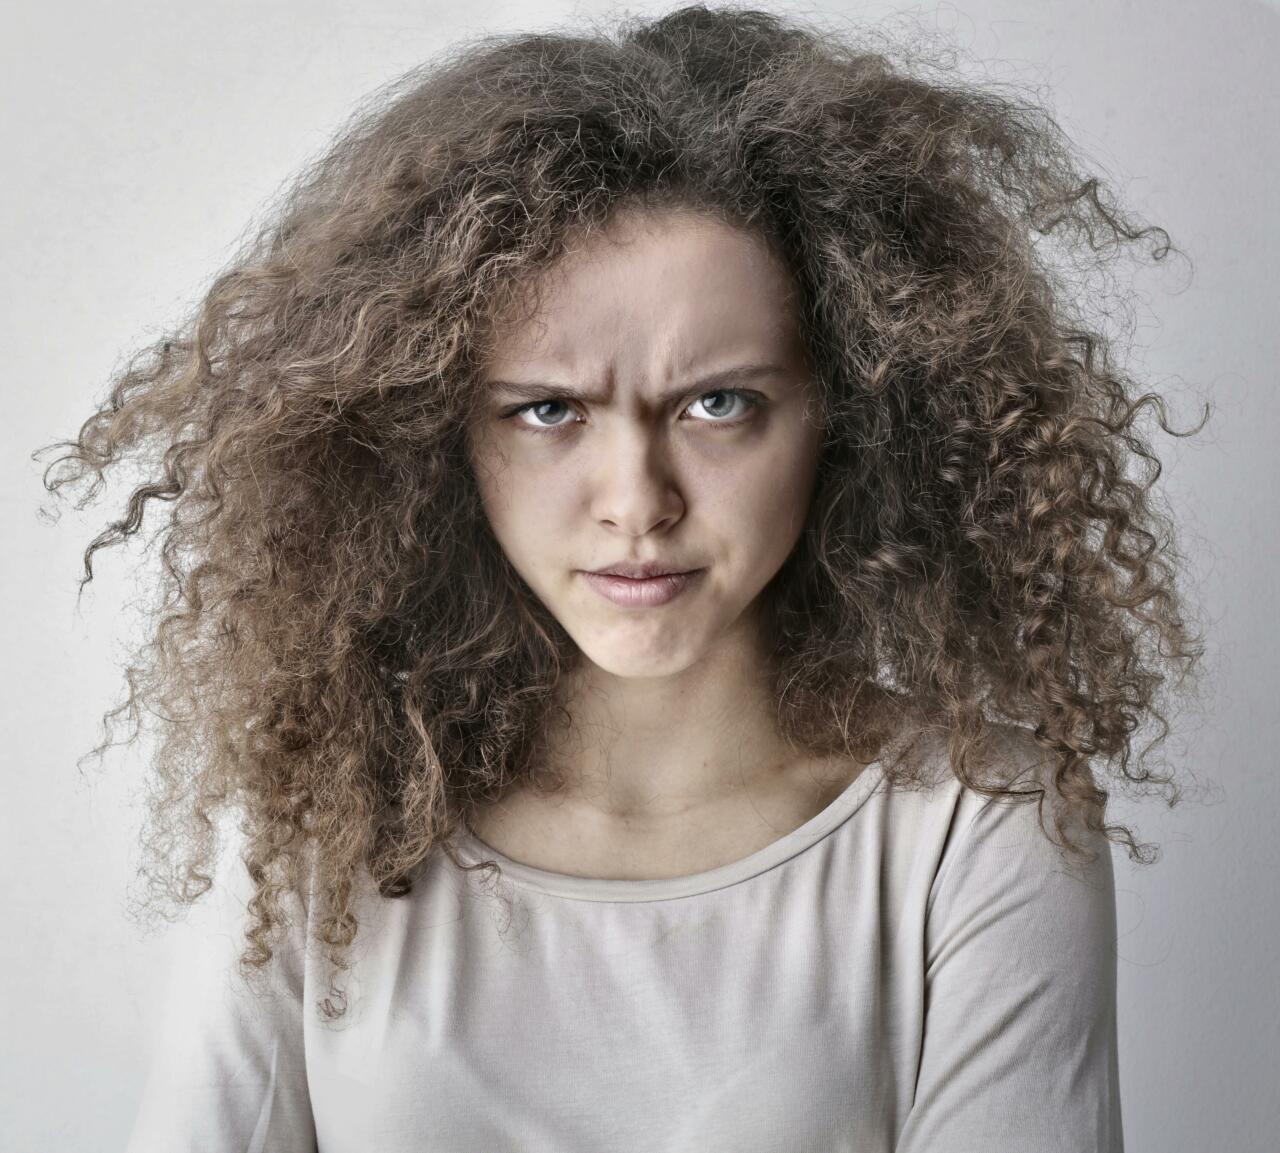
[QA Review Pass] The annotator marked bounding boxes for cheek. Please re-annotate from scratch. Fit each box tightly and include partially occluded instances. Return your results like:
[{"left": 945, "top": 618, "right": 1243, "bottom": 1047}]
[
  {"left": 466, "top": 444, "right": 521, "bottom": 554},
  {"left": 474, "top": 454, "right": 575, "bottom": 562},
  {"left": 467, "top": 433, "right": 519, "bottom": 515},
  {"left": 756, "top": 476, "right": 813, "bottom": 556},
  {"left": 693, "top": 473, "right": 803, "bottom": 586},
  {"left": 732, "top": 434, "right": 821, "bottom": 544}
]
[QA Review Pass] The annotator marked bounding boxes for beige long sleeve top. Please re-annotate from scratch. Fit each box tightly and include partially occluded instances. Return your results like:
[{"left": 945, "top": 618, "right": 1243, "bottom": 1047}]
[{"left": 124, "top": 724, "right": 1124, "bottom": 1152}]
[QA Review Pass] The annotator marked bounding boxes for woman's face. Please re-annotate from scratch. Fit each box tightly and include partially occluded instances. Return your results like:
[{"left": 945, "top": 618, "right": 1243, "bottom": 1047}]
[{"left": 466, "top": 206, "right": 824, "bottom": 679}]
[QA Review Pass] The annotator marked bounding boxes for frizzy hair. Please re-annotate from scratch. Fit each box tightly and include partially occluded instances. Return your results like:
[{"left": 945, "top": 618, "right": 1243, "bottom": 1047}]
[{"left": 36, "top": 4, "right": 1209, "bottom": 1021}]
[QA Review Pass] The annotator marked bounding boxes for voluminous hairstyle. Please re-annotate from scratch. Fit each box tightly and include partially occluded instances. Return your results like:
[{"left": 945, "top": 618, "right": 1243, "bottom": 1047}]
[{"left": 38, "top": 4, "right": 1208, "bottom": 1020}]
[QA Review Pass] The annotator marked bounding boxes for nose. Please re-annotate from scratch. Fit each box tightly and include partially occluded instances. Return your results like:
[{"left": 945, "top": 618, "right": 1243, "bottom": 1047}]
[{"left": 588, "top": 427, "right": 685, "bottom": 535}]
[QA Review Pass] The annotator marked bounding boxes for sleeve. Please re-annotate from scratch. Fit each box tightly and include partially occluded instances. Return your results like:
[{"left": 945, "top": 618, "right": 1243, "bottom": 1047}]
[
  {"left": 894, "top": 775, "right": 1124, "bottom": 1153},
  {"left": 123, "top": 848, "right": 318, "bottom": 1153}
]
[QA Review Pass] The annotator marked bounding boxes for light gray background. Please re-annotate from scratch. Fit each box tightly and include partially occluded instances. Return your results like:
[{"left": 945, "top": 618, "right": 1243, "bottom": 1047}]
[{"left": 4, "top": 1, "right": 1276, "bottom": 1149}]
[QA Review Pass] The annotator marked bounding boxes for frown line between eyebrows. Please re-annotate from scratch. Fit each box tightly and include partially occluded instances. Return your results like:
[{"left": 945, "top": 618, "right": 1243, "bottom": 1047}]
[{"left": 483, "top": 363, "right": 791, "bottom": 404}]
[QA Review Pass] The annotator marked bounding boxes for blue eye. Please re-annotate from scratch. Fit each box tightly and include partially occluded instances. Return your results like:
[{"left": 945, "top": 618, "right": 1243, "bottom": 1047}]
[
  {"left": 506, "top": 398, "right": 575, "bottom": 430},
  {"left": 688, "top": 390, "right": 756, "bottom": 422},
  {"left": 502, "top": 389, "right": 762, "bottom": 434}
]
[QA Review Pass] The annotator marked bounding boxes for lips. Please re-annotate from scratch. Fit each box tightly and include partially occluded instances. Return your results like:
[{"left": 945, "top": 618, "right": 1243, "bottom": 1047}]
[
  {"left": 588, "top": 562, "right": 694, "bottom": 579},
  {"left": 581, "top": 569, "right": 703, "bottom": 608}
]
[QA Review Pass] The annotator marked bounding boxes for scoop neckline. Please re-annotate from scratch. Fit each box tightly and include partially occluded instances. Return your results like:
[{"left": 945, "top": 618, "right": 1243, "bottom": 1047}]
[{"left": 451, "top": 751, "right": 893, "bottom": 903}]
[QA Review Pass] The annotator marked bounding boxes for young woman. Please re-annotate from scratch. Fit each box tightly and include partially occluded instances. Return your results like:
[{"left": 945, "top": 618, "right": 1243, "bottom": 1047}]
[{"left": 38, "top": 6, "right": 1205, "bottom": 1151}]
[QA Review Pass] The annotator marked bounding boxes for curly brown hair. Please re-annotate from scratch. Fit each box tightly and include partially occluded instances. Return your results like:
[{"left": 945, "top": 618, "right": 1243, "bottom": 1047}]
[{"left": 35, "top": 4, "right": 1209, "bottom": 1022}]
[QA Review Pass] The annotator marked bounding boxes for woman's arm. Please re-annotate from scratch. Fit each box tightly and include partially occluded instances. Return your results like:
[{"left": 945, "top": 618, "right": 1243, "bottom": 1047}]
[{"left": 895, "top": 773, "right": 1124, "bottom": 1152}]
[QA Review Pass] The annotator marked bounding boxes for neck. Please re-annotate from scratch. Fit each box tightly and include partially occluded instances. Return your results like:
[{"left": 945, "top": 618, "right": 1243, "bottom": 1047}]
[{"left": 532, "top": 635, "right": 887, "bottom": 824}]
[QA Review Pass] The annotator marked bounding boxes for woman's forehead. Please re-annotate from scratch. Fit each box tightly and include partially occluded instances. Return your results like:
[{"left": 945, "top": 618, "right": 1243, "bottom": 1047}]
[{"left": 481, "top": 212, "right": 804, "bottom": 378}]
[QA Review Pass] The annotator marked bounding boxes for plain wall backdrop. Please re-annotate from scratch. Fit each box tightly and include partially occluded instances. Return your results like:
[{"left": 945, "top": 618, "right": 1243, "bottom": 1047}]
[{"left": 4, "top": 0, "right": 1277, "bottom": 1149}]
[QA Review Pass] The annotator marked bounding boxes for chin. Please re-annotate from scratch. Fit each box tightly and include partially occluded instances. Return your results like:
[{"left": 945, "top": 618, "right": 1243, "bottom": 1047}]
[{"left": 576, "top": 637, "right": 702, "bottom": 680}]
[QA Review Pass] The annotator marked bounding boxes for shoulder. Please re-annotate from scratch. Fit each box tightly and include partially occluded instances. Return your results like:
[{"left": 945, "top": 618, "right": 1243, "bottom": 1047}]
[
  {"left": 940, "top": 722, "right": 1106, "bottom": 871},
  {"left": 877, "top": 721, "right": 1114, "bottom": 919},
  {"left": 894, "top": 725, "right": 1124, "bottom": 1152},
  {"left": 919, "top": 723, "right": 1117, "bottom": 958}
]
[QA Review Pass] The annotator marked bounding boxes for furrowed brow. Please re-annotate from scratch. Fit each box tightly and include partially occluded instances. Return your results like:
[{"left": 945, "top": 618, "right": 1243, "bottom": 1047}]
[{"left": 484, "top": 362, "right": 788, "bottom": 403}]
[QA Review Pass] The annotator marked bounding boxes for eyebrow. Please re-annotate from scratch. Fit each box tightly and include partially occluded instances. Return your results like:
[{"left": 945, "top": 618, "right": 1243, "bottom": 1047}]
[{"left": 483, "top": 362, "right": 790, "bottom": 404}]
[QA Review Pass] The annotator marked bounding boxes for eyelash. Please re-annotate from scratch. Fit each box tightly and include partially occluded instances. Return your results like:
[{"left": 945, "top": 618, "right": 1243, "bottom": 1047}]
[{"left": 499, "top": 389, "right": 764, "bottom": 435}]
